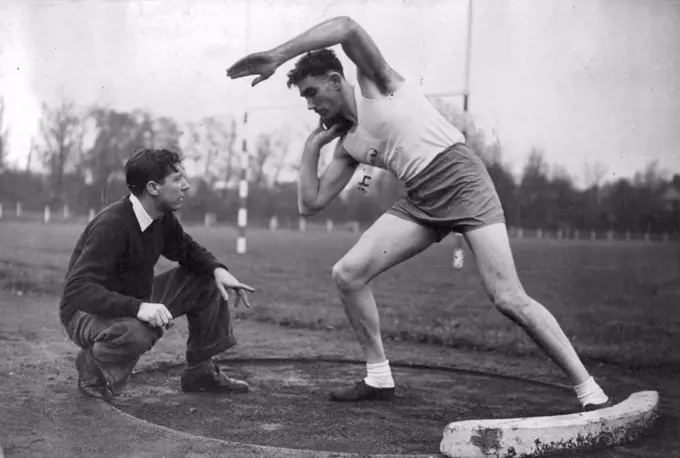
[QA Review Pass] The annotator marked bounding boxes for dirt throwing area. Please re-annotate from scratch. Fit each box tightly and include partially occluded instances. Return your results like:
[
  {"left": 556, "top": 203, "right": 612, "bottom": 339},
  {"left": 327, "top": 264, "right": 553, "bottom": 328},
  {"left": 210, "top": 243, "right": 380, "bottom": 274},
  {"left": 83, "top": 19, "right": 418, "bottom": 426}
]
[
  {"left": 112, "top": 359, "right": 576, "bottom": 455},
  {"left": 1, "top": 290, "right": 678, "bottom": 457}
]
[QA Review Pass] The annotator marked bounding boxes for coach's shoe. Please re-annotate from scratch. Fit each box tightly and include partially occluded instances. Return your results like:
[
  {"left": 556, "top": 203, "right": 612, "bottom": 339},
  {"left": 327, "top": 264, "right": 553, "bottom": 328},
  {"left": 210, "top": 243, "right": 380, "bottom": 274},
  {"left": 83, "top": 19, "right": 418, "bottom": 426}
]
[
  {"left": 582, "top": 398, "right": 615, "bottom": 412},
  {"left": 75, "top": 349, "right": 114, "bottom": 401},
  {"left": 330, "top": 380, "right": 395, "bottom": 402},
  {"left": 181, "top": 361, "right": 249, "bottom": 393}
]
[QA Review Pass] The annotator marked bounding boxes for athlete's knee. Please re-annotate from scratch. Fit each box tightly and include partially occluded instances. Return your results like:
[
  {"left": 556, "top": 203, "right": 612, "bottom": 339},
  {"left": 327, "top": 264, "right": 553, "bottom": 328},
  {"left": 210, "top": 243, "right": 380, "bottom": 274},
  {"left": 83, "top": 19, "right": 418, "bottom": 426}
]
[
  {"left": 492, "top": 289, "right": 533, "bottom": 324},
  {"left": 96, "top": 319, "right": 162, "bottom": 356},
  {"left": 332, "top": 258, "right": 368, "bottom": 291}
]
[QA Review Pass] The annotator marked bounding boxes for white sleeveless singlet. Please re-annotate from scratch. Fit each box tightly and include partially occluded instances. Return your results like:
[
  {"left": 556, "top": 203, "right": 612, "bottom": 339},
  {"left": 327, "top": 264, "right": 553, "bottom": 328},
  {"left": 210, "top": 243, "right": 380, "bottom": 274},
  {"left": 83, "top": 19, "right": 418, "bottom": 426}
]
[{"left": 342, "top": 79, "right": 466, "bottom": 183}]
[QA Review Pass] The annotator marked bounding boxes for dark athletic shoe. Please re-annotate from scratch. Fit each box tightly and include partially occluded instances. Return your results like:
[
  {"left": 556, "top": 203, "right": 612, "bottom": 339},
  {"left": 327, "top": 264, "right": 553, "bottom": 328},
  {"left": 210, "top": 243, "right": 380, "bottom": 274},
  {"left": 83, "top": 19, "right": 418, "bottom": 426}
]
[
  {"left": 75, "top": 349, "right": 114, "bottom": 401},
  {"left": 329, "top": 380, "right": 395, "bottom": 402},
  {"left": 582, "top": 398, "right": 615, "bottom": 412},
  {"left": 181, "top": 362, "right": 249, "bottom": 393}
]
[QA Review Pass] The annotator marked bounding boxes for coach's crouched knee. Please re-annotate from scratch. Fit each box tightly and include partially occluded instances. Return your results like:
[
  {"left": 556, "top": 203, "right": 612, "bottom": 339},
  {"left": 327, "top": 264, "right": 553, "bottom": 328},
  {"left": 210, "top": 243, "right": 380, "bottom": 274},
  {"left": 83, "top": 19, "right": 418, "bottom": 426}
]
[{"left": 99, "top": 319, "right": 163, "bottom": 357}]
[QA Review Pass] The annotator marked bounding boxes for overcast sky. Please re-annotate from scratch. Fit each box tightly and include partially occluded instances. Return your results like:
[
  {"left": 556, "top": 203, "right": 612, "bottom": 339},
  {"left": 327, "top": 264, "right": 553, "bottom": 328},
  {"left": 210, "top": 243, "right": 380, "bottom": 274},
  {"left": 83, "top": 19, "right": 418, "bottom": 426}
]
[{"left": 1, "top": 0, "right": 678, "bottom": 187}]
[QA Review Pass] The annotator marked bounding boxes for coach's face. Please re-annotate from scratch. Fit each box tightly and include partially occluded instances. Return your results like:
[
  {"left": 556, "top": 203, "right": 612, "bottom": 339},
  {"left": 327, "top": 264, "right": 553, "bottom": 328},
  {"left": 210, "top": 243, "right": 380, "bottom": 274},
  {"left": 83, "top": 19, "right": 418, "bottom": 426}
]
[
  {"left": 298, "top": 72, "right": 345, "bottom": 126},
  {"left": 154, "top": 168, "right": 190, "bottom": 213}
]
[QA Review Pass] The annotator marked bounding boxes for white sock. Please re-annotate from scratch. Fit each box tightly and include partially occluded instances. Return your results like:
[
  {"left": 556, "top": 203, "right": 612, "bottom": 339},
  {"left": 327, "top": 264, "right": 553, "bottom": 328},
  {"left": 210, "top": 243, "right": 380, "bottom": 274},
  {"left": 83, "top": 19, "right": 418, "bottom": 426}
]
[
  {"left": 364, "top": 360, "right": 395, "bottom": 389},
  {"left": 574, "top": 376, "right": 608, "bottom": 407}
]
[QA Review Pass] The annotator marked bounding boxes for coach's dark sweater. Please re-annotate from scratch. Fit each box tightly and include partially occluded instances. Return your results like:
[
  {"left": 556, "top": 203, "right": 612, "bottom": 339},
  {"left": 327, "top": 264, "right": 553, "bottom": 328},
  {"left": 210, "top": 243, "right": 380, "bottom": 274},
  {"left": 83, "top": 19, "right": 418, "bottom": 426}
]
[{"left": 59, "top": 195, "right": 225, "bottom": 327}]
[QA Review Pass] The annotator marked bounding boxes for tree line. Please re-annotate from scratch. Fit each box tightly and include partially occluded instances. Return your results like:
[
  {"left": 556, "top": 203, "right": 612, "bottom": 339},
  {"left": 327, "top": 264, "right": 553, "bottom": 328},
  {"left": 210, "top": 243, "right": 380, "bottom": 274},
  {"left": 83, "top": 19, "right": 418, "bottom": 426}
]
[{"left": 0, "top": 97, "right": 678, "bottom": 235}]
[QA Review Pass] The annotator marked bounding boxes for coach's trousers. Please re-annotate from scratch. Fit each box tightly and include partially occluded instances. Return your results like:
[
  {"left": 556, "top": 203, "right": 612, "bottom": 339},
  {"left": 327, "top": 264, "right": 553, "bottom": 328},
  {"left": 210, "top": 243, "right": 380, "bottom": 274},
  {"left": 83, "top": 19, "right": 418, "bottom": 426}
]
[{"left": 65, "top": 266, "right": 237, "bottom": 388}]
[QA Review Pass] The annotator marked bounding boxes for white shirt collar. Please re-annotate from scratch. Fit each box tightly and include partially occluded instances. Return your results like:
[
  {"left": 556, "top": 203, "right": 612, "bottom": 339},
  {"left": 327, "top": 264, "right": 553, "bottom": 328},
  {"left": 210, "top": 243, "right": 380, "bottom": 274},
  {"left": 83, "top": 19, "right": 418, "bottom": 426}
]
[{"left": 129, "top": 193, "right": 154, "bottom": 232}]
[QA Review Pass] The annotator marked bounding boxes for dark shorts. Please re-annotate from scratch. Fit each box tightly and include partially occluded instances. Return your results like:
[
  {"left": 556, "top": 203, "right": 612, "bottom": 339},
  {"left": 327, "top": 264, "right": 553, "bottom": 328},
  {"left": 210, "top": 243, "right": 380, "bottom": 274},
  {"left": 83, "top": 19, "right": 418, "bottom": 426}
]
[{"left": 387, "top": 142, "right": 505, "bottom": 242}]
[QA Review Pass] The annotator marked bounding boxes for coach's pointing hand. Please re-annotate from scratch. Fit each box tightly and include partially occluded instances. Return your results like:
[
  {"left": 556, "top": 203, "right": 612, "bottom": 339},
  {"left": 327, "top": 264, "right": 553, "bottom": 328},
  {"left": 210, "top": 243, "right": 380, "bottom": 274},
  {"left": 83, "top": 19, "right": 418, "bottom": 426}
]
[
  {"left": 137, "top": 302, "right": 173, "bottom": 328},
  {"left": 227, "top": 51, "right": 280, "bottom": 87},
  {"left": 214, "top": 267, "right": 255, "bottom": 308}
]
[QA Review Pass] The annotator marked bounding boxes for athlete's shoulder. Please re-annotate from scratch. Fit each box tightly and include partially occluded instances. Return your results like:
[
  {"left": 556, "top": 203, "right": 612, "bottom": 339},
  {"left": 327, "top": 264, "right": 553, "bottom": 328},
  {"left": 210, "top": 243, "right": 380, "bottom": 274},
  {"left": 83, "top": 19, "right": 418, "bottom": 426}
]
[{"left": 356, "top": 65, "right": 405, "bottom": 99}]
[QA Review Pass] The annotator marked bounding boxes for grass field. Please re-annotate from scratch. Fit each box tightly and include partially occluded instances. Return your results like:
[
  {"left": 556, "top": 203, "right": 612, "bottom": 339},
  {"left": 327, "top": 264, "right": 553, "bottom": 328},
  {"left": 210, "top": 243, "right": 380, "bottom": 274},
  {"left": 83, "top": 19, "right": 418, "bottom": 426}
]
[
  {"left": 1, "top": 219, "right": 679, "bottom": 456},
  {"left": 1, "top": 220, "right": 678, "bottom": 371}
]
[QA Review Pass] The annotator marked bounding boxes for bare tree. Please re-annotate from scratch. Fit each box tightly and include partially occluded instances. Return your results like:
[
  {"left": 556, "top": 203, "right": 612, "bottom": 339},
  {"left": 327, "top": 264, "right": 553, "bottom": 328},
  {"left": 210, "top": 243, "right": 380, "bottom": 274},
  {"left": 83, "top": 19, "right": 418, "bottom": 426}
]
[
  {"left": 583, "top": 160, "right": 608, "bottom": 189},
  {"left": 634, "top": 159, "right": 668, "bottom": 192},
  {"left": 252, "top": 130, "right": 293, "bottom": 187},
  {"left": 0, "top": 98, "right": 7, "bottom": 171},
  {"left": 40, "top": 101, "right": 83, "bottom": 205},
  {"left": 271, "top": 137, "right": 297, "bottom": 186},
  {"left": 430, "top": 98, "right": 496, "bottom": 164},
  {"left": 252, "top": 133, "right": 273, "bottom": 187},
  {"left": 150, "top": 115, "right": 182, "bottom": 151},
  {"left": 184, "top": 116, "right": 238, "bottom": 186},
  {"left": 79, "top": 107, "right": 155, "bottom": 206}
]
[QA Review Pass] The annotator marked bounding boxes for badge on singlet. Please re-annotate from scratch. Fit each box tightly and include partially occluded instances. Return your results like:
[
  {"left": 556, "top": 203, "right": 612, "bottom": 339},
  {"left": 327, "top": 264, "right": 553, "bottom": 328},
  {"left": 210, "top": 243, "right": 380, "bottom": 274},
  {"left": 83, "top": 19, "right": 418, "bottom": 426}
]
[{"left": 343, "top": 131, "right": 387, "bottom": 196}]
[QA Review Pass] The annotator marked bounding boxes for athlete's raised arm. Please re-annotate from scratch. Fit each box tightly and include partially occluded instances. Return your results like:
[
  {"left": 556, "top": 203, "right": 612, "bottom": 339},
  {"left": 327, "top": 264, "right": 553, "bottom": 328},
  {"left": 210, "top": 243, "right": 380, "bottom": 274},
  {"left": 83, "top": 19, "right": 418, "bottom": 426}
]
[{"left": 227, "top": 16, "right": 401, "bottom": 94}]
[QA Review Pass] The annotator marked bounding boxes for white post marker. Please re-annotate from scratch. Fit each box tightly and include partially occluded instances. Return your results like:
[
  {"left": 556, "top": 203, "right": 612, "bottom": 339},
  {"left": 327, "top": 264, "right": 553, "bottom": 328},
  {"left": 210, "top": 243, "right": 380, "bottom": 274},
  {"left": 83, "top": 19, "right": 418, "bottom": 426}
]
[
  {"left": 237, "top": 112, "right": 249, "bottom": 255},
  {"left": 440, "top": 391, "right": 658, "bottom": 458},
  {"left": 0, "top": 203, "right": 3, "bottom": 219},
  {"left": 43, "top": 206, "right": 51, "bottom": 224},
  {"left": 453, "top": 233, "right": 465, "bottom": 269},
  {"left": 237, "top": 207, "right": 247, "bottom": 231},
  {"left": 326, "top": 219, "right": 334, "bottom": 233},
  {"left": 89, "top": 208, "right": 95, "bottom": 222},
  {"left": 238, "top": 5, "right": 251, "bottom": 256},
  {"left": 16, "top": 202, "right": 21, "bottom": 217},
  {"left": 299, "top": 217, "right": 307, "bottom": 233}
]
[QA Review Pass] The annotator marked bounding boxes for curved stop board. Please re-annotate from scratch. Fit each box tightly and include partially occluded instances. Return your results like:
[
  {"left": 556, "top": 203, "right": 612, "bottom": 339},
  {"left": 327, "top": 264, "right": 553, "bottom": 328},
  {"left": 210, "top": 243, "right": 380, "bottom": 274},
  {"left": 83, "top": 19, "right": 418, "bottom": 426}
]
[{"left": 440, "top": 390, "right": 659, "bottom": 458}]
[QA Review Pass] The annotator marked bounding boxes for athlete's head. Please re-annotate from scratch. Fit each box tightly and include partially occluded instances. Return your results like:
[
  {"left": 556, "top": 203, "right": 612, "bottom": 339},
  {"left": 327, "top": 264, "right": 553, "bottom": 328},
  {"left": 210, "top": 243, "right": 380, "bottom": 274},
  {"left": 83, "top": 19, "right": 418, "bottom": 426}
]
[
  {"left": 125, "top": 148, "right": 190, "bottom": 214},
  {"left": 287, "top": 49, "right": 347, "bottom": 123}
]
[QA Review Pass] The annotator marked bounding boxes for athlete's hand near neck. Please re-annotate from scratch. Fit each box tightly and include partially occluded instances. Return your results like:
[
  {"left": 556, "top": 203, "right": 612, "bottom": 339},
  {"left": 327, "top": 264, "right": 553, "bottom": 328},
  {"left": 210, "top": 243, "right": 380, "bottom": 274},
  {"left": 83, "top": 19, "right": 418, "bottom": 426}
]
[
  {"left": 297, "top": 120, "right": 358, "bottom": 216},
  {"left": 226, "top": 16, "right": 402, "bottom": 95},
  {"left": 307, "top": 119, "right": 343, "bottom": 149}
]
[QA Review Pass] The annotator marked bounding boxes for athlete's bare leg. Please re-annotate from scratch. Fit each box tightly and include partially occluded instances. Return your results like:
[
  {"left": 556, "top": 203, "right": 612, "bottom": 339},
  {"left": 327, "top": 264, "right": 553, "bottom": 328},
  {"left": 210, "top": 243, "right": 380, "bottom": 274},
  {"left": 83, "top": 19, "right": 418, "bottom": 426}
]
[
  {"left": 463, "top": 222, "right": 609, "bottom": 408},
  {"left": 329, "top": 213, "right": 438, "bottom": 401},
  {"left": 332, "top": 213, "right": 438, "bottom": 363}
]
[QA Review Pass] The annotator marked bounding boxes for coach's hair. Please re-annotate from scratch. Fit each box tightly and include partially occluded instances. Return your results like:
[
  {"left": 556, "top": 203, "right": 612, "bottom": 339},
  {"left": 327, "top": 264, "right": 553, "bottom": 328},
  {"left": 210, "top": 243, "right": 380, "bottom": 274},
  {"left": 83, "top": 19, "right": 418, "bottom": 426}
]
[
  {"left": 125, "top": 148, "right": 183, "bottom": 196},
  {"left": 286, "top": 49, "right": 344, "bottom": 88}
]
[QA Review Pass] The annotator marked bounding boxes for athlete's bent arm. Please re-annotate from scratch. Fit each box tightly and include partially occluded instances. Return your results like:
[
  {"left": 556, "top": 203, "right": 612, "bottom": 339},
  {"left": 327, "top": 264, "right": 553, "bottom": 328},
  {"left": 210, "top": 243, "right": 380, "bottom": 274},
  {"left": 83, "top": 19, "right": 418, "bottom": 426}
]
[{"left": 298, "top": 130, "right": 357, "bottom": 216}]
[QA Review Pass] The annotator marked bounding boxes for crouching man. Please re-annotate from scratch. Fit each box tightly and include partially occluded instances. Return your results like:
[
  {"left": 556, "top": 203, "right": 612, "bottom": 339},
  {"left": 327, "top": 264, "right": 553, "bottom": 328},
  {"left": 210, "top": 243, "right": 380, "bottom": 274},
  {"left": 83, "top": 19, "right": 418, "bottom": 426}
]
[{"left": 59, "top": 148, "right": 255, "bottom": 400}]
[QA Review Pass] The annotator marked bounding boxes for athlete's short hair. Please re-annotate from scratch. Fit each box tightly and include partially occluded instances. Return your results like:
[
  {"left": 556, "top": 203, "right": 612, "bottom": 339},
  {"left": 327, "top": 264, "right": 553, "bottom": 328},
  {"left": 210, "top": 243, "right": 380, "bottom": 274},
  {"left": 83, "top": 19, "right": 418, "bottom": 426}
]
[{"left": 286, "top": 49, "right": 344, "bottom": 88}]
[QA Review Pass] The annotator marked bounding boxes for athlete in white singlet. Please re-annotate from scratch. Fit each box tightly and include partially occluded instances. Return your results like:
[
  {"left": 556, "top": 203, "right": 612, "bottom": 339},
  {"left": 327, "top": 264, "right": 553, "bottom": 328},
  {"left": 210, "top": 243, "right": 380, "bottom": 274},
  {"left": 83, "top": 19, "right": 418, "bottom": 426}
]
[
  {"left": 343, "top": 78, "right": 465, "bottom": 182},
  {"left": 227, "top": 16, "right": 611, "bottom": 410}
]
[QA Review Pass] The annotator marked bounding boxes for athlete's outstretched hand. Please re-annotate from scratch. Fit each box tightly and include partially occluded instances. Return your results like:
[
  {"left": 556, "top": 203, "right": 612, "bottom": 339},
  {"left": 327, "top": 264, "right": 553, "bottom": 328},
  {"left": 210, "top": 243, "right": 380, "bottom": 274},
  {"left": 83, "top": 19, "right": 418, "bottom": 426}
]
[{"left": 227, "top": 51, "right": 279, "bottom": 87}]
